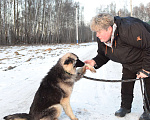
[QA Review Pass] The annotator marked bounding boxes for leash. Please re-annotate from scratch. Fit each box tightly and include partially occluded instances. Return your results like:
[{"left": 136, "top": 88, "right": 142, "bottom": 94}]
[
  {"left": 140, "top": 78, "right": 150, "bottom": 116},
  {"left": 83, "top": 75, "right": 150, "bottom": 114},
  {"left": 83, "top": 75, "right": 140, "bottom": 82},
  {"left": 140, "top": 79, "right": 149, "bottom": 113},
  {"left": 82, "top": 69, "right": 150, "bottom": 83}
]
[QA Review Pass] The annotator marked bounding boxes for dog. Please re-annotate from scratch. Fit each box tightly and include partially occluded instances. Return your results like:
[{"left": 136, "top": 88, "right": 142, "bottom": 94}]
[{"left": 4, "top": 53, "right": 96, "bottom": 120}]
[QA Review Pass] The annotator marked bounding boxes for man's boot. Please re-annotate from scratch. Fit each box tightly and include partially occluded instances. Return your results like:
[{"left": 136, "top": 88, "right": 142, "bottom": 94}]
[
  {"left": 115, "top": 108, "right": 131, "bottom": 117},
  {"left": 139, "top": 111, "right": 150, "bottom": 120}
]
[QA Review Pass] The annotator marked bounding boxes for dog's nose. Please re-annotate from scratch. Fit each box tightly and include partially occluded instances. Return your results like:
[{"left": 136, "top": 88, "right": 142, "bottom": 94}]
[{"left": 75, "top": 59, "right": 85, "bottom": 67}]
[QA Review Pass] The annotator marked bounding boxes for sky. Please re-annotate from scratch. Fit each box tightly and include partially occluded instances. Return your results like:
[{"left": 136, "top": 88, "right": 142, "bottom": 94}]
[{"left": 74, "top": 0, "right": 150, "bottom": 23}]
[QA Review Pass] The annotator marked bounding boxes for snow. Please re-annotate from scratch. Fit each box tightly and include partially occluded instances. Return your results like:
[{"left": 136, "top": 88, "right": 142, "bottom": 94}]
[{"left": 0, "top": 42, "right": 144, "bottom": 120}]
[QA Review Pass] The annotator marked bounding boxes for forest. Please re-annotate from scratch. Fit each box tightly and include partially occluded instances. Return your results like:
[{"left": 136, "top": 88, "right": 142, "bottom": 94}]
[{"left": 0, "top": 0, "right": 150, "bottom": 45}]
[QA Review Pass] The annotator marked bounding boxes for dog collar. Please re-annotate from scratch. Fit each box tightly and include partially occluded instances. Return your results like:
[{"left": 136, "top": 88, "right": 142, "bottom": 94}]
[{"left": 64, "top": 71, "right": 74, "bottom": 75}]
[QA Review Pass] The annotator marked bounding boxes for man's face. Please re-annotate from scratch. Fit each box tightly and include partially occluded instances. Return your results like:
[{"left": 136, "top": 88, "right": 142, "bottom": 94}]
[{"left": 96, "top": 26, "right": 112, "bottom": 43}]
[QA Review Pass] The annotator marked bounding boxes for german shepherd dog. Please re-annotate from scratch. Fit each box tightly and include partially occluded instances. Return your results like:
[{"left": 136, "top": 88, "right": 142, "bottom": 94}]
[{"left": 4, "top": 53, "right": 96, "bottom": 120}]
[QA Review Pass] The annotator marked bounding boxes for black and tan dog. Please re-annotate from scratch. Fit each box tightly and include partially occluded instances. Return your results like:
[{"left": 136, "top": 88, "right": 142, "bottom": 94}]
[{"left": 4, "top": 53, "right": 96, "bottom": 120}]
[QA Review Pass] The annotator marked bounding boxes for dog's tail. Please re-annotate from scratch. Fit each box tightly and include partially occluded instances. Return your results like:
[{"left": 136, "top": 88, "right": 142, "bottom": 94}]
[{"left": 4, "top": 113, "right": 31, "bottom": 120}]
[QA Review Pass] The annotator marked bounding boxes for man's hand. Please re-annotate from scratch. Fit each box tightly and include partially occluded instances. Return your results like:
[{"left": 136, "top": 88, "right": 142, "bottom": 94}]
[
  {"left": 136, "top": 69, "right": 150, "bottom": 79},
  {"left": 84, "top": 60, "right": 96, "bottom": 69}
]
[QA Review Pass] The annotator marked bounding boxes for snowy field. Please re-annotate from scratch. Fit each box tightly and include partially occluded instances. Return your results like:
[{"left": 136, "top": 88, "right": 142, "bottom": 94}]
[{"left": 0, "top": 42, "right": 144, "bottom": 120}]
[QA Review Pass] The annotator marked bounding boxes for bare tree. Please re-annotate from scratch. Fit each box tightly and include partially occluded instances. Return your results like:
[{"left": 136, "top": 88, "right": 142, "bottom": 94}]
[
  {"left": 0, "top": 0, "right": 2, "bottom": 44},
  {"left": 109, "top": 3, "right": 117, "bottom": 16},
  {"left": 145, "top": 2, "right": 150, "bottom": 22},
  {"left": 0, "top": 0, "right": 93, "bottom": 45}
]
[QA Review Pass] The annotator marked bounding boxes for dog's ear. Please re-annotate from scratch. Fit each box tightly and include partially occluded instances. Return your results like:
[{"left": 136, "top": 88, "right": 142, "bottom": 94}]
[{"left": 64, "top": 57, "right": 74, "bottom": 65}]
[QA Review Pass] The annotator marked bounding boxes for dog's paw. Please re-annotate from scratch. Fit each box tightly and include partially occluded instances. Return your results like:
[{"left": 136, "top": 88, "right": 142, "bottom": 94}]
[{"left": 85, "top": 64, "right": 96, "bottom": 73}]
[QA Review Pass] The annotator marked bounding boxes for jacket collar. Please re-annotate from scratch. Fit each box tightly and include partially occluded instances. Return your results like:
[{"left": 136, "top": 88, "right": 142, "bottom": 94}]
[{"left": 104, "top": 23, "right": 117, "bottom": 48}]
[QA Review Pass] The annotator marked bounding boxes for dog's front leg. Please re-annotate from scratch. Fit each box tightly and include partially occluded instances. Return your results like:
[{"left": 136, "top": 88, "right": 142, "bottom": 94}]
[{"left": 60, "top": 97, "right": 78, "bottom": 120}]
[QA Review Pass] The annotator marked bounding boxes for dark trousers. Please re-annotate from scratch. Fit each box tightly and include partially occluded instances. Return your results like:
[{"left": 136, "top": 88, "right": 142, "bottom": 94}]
[{"left": 121, "top": 67, "right": 150, "bottom": 111}]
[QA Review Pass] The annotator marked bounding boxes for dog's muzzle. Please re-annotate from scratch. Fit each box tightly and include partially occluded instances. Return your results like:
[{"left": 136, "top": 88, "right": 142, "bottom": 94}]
[{"left": 75, "top": 59, "right": 85, "bottom": 67}]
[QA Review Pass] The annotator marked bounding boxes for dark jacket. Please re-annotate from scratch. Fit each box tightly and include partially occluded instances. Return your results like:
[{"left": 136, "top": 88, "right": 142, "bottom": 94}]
[{"left": 93, "top": 16, "right": 150, "bottom": 73}]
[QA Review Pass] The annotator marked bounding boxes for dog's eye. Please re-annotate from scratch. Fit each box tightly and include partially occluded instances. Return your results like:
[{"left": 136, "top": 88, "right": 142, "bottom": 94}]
[{"left": 64, "top": 58, "right": 74, "bottom": 65}]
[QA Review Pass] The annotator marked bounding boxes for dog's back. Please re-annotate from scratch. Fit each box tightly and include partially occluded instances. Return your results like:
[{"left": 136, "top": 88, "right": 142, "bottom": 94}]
[{"left": 29, "top": 61, "right": 72, "bottom": 119}]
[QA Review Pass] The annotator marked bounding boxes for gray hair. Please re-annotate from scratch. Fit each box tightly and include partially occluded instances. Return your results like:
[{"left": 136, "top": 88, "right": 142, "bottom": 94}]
[{"left": 90, "top": 13, "right": 114, "bottom": 32}]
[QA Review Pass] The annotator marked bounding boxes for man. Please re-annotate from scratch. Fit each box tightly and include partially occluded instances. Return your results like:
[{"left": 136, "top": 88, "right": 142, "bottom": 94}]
[{"left": 85, "top": 13, "right": 150, "bottom": 120}]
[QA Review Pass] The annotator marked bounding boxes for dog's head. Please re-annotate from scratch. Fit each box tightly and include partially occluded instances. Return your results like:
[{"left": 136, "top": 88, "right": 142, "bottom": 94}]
[
  {"left": 60, "top": 53, "right": 85, "bottom": 74},
  {"left": 64, "top": 53, "right": 85, "bottom": 67}
]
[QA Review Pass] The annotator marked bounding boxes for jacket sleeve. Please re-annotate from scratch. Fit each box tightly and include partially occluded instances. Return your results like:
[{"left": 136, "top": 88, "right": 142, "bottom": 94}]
[
  {"left": 121, "top": 22, "right": 150, "bottom": 71},
  {"left": 92, "top": 38, "right": 110, "bottom": 69}
]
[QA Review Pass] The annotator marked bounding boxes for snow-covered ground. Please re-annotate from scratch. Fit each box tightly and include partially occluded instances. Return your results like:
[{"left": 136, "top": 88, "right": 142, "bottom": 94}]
[{"left": 0, "top": 42, "right": 144, "bottom": 120}]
